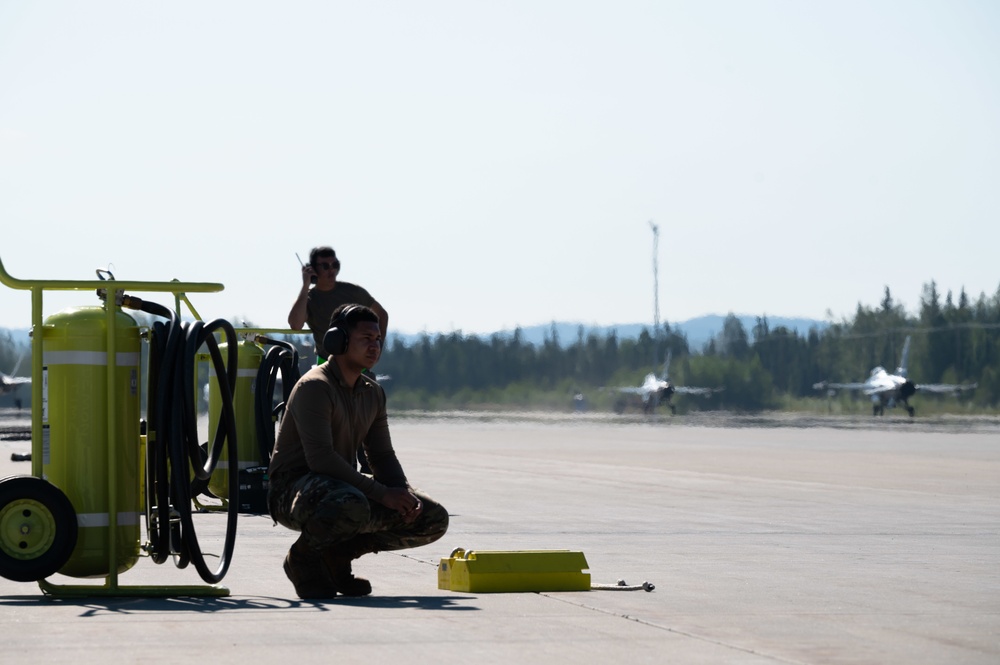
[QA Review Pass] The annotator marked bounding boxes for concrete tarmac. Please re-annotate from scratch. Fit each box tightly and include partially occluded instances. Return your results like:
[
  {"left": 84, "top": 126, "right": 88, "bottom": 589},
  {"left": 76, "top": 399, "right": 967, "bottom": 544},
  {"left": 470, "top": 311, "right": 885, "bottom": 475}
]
[{"left": 1, "top": 412, "right": 998, "bottom": 664}]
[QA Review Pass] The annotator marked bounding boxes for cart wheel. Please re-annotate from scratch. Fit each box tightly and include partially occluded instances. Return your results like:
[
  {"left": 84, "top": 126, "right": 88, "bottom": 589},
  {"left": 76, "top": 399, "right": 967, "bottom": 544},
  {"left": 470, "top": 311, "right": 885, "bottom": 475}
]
[{"left": 0, "top": 476, "right": 78, "bottom": 582}]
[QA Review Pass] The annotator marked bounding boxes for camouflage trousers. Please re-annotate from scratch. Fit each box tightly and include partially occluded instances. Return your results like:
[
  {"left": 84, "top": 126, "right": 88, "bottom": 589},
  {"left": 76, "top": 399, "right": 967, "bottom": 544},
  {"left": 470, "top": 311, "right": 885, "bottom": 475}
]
[{"left": 268, "top": 470, "right": 449, "bottom": 558}]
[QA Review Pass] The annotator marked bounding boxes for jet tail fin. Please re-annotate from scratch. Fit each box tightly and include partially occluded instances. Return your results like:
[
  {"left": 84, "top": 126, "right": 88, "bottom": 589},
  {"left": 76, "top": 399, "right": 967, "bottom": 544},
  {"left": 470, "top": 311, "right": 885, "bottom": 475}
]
[
  {"left": 659, "top": 350, "right": 672, "bottom": 381},
  {"left": 896, "top": 336, "right": 911, "bottom": 378},
  {"left": 9, "top": 350, "right": 26, "bottom": 377}
]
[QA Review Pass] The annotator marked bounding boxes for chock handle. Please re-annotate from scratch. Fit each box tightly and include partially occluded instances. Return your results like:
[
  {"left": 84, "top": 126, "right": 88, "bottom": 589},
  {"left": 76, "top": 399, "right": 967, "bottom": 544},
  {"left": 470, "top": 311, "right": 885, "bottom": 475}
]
[{"left": 590, "top": 579, "right": 655, "bottom": 592}]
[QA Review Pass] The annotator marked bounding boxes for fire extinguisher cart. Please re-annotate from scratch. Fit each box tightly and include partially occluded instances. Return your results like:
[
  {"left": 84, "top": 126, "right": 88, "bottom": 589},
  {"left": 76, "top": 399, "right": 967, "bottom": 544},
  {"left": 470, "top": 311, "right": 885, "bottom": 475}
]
[{"left": 0, "top": 257, "right": 236, "bottom": 598}]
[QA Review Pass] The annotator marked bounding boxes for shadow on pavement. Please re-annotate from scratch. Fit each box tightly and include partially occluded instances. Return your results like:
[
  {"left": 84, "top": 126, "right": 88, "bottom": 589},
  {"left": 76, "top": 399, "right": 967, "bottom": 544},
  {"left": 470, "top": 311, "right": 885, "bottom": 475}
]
[{"left": 0, "top": 593, "right": 479, "bottom": 616}]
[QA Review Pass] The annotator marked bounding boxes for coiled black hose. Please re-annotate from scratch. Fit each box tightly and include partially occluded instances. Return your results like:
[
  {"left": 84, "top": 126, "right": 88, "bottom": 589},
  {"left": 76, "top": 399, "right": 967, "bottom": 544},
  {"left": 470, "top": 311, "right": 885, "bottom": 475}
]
[
  {"left": 253, "top": 337, "right": 300, "bottom": 465},
  {"left": 139, "top": 300, "right": 239, "bottom": 585}
]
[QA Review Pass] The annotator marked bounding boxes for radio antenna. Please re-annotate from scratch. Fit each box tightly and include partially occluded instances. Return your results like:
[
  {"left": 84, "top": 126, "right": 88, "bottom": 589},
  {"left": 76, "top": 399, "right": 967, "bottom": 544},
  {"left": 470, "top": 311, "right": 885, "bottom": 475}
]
[{"left": 649, "top": 220, "right": 661, "bottom": 366}]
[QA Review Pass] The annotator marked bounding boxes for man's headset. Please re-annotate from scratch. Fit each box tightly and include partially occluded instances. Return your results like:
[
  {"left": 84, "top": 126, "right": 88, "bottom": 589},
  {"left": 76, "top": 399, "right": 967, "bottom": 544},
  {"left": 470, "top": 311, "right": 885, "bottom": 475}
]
[{"left": 323, "top": 304, "right": 365, "bottom": 357}]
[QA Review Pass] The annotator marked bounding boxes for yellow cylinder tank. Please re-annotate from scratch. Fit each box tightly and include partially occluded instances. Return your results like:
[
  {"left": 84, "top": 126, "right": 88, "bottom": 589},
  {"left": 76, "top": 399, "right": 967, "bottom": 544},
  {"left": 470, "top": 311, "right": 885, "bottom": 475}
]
[{"left": 41, "top": 306, "right": 141, "bottom": 578}]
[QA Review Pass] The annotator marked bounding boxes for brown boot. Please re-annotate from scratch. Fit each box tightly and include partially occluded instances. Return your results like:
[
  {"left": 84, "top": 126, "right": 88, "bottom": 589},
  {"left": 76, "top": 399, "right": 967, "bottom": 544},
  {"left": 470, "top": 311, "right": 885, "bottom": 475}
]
[
  {"left": 322, "top": 549, "right": 372, "bottom": 597},
  {"left": 284, "top": 537, "right": 339, "bottom": 599}
]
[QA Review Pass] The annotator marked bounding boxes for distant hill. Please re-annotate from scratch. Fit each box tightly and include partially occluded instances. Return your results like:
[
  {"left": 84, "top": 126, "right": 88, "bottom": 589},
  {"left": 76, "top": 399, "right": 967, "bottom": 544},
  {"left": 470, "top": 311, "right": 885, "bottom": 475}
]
[
  {"left": 389, "top": 314, "right": 827, "bottom": 350},
  {"left": 1, "top": 328, "right": 31, "bottom": 349},
  {"left": 2, "top": 315, "right": 828, "bottom": 355}
]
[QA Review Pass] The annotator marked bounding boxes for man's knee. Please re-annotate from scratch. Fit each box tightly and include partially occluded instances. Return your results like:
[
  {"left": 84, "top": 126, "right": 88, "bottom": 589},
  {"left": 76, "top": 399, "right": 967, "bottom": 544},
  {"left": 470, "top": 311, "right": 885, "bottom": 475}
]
[
  {"left": 306, "top": 488, "right": 371, "bottom": 538},
  {"left": 422, "top": 500, "right": 449, "bottom": 540},
  {"left": 272, "top": 473, "right": 372, "bottom": 538},
  {"left": 407, "top": 496, "right": 448, "bottom": 547}
]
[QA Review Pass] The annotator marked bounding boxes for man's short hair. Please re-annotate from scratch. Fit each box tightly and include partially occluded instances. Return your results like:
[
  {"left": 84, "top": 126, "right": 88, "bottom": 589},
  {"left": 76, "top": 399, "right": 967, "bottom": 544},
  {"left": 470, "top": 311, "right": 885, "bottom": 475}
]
[
  {"left": 324, "top": 304, "right": 380, "bottom": 356},
  {"left": 329, "top": 303, "right": 379, "bottom": 334},
  {"left": 309, "top": 246, "right": 336, "bottom": 268}
]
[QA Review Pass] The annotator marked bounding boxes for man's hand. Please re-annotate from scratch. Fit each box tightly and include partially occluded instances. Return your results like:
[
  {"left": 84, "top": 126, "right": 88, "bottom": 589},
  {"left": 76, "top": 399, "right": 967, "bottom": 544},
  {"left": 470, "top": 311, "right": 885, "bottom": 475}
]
[
  {"left": 380, "top": 487, "right": 423, "bottom": 523},
  {"left": 301, "top": 264, "right": 316, "bottom": 287}
]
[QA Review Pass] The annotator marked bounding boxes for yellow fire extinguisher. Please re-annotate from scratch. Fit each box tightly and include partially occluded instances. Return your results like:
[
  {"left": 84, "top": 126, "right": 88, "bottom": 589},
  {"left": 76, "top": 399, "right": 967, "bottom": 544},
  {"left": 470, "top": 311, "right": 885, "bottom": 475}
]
[
  {"left": 207, "top": 339, "right": 264, "bottom": 499},
  {"left": 41, "top": 305, "right": 141, "bottom": 578}
]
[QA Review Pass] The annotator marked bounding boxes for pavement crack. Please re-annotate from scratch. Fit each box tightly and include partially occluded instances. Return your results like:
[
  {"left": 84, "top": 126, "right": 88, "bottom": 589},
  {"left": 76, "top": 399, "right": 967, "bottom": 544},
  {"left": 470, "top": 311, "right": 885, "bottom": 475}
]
[{"left": 541, "top": 593, "right": 812, "bottom": 665}]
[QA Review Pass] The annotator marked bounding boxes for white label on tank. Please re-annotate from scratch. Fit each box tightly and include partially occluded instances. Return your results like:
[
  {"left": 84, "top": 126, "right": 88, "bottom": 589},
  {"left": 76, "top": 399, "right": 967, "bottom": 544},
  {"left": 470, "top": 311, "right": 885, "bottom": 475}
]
[{"left": 75, "top": 512, "right": 140, "bottom": 527}]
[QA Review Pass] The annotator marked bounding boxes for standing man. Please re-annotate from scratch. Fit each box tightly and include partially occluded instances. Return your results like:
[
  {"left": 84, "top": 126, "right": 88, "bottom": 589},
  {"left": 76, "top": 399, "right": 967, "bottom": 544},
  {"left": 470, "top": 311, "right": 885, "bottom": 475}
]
[
  {"left": 268, "top": 304, "right": 448, "bottom": 599},
  {"left": 289, "top": 246, "right": 389, "bottom": 364}
]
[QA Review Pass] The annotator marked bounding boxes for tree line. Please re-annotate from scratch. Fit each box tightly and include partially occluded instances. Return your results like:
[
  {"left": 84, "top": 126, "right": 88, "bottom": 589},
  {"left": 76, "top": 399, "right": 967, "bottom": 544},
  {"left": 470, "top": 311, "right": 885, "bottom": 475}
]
[
  {"left": 373, "top": 281, "right": 1000, "bottom": 412},
  {"left": 3, "top": 280, "right": 998, "bottom": 413}
]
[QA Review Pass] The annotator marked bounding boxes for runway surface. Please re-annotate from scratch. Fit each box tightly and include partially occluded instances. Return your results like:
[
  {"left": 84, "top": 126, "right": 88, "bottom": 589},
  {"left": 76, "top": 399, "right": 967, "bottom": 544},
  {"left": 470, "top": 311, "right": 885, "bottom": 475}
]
[{"left": 1, "top": 411, "right": 998, "bottom": 664}]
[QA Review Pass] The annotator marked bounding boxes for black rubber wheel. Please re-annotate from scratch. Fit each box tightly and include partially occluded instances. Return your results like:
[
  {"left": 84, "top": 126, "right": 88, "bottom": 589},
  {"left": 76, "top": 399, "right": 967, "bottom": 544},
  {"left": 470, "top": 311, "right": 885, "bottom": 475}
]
[{"left": 0, "top": 476, "right": 78, "bottom": 582}]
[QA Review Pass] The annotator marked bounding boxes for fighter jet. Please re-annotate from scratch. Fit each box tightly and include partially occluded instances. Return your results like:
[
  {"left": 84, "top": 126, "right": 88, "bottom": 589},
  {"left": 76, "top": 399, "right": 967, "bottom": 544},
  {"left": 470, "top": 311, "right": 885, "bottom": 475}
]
[
  {"left": 813, "top": 336, "right": 977, "bottom": 417},
  {"left": 611, "top": 352, "right": 721, "bottom": 415},
  {"left": 1, "top": 351, "right": 31, "bottom": 395}
]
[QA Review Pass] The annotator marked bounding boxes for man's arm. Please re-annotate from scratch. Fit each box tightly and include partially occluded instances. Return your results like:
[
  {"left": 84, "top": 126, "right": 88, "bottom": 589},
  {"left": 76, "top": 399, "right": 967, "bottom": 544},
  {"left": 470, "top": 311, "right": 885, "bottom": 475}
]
[
  {"left": 370, "top": 300, "right": 389, "bottom": 344},
  {"left": 363, "top": 407, "right": 407, "bottom": 488},
  {"left": 362, "top": 391, "right": 421, "bottom": 522},
  {"left": 288, "top": 265, "right": 313, "bottom": 329}
]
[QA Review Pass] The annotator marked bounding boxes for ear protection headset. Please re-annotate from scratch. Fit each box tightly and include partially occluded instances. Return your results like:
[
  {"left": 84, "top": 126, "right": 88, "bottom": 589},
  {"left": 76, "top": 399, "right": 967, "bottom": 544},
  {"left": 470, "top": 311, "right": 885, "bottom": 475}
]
[{"left": 323, "top": 304, "right": 363, "bottom": 357}]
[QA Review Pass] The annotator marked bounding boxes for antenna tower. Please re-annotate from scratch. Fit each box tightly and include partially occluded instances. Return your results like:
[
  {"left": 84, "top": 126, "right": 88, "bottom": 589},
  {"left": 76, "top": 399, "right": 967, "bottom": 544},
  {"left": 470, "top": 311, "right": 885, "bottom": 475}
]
[{"left": 649, "top": 220, "right": 661, "bottom": 365}]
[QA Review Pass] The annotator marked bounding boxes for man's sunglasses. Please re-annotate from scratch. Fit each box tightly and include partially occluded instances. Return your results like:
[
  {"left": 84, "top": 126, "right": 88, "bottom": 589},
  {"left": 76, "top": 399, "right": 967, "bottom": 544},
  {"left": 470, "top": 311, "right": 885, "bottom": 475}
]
[{"left": 317, "top": 260, "right": 340, "bottom": 271}]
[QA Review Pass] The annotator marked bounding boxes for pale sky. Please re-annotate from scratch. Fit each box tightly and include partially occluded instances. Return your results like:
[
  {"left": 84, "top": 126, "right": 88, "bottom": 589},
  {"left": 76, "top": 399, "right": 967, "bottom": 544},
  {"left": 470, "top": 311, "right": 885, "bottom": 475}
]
[{"left": 1, "top": 1, "right": 998, "bottom": 336}]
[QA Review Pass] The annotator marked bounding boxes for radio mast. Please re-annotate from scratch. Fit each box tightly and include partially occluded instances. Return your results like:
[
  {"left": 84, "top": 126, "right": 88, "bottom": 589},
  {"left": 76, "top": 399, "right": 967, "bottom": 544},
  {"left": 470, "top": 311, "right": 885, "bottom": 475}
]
[{"left": 649, "top": 220, "right": 661, "bottom": 366}]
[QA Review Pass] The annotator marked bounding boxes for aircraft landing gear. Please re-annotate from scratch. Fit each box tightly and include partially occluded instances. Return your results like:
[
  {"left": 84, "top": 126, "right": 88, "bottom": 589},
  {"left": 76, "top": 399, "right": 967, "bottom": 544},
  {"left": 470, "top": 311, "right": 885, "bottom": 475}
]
[
  {"left": 873, "top": 404, "right": 885, "bottom": 416},
  {"left": 906, "top": 405, "right": 915, "bottom": 417}
]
